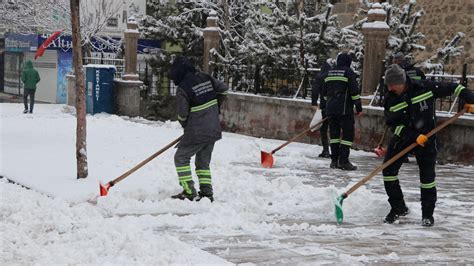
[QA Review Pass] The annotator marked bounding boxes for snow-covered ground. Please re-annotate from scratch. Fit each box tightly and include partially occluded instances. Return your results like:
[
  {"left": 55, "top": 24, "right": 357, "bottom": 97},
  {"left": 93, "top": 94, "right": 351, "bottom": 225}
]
[{"left": 1, "top": 103, "right": 473, "bottom": 264}]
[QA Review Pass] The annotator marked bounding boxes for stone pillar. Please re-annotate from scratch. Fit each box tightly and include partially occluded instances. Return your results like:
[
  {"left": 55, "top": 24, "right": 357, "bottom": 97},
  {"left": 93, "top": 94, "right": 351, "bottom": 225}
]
[
  {"left": 361, "top": 3, "right": 390, "bottom": 95},
  {"left": 114, "top": 80, "right": 143, "bottom": 117},
  {"left": 202, "top": 10, "right": 220, "bottom": 74},
  {"left": 123, "top": 16, "right": 140, "bottom": 80}
]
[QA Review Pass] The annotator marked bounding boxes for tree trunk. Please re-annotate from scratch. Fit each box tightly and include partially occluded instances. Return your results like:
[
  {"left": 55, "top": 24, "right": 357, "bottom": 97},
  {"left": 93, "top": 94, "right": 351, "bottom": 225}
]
[
  {"left": 222, "top": 0, "right": 230, "bottom": 84},
  {"left": 70, "top": 0, "right": 88, "bottom": 179}
]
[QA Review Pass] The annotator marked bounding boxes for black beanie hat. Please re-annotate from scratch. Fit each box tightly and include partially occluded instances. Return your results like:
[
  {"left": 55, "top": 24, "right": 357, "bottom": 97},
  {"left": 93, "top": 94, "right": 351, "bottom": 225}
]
[{"left": 384, "top": 64, "right": 406, "bottom": 85}]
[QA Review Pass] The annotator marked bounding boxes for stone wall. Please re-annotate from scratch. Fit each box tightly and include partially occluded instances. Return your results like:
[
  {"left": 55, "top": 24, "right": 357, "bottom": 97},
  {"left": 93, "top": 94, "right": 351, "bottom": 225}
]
[
  {"left": 333, "top": 0, "right": 361, "bottom": 27},
  {"left": 414, "top": 0, "right": 473, "bottom": 74},
  {"left": 333, "top": 0, "right": 473, "bottom": 74},
  {"left": 221, "top": 93, "right": 474, "bottom": 165}
]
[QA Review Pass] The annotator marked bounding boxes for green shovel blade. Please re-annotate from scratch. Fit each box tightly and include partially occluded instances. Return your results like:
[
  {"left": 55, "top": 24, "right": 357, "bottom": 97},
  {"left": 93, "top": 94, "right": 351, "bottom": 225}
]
[{"left": 332, "top": 190, "right": 345, "bottom": 224}]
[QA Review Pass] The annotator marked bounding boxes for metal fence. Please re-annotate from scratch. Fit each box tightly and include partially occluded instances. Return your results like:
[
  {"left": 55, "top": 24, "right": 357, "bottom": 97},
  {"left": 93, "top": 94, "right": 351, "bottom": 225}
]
[
  {"left": 83, "top": 52, "right": 124, "bottom": 79},
  {"left": 82, "top": 54, "right": 178, "bottom": 96},
  {"left": 82, "top": 56, "right": 471, "bottom": 115},
  {"left": 212, "top": 63, "right": 321, "bottom": 99}
]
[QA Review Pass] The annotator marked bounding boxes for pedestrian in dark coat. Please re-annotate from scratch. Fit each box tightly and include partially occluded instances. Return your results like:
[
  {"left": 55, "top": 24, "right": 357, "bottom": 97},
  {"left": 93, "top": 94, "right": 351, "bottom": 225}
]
[
  {"left": 311, "top": 61, "right": 332, "bottom": 158},
  {"left": 168, "top": 55, "right": 228, "bottom": 202},
  {"left": 321, "top": 53, "right": 362, "bottom": 170},
  {"left": 382, "top": 64, "right": 474, "bottom": 226},
  {"left": 21, "top": 60, "right": 40, "bottom": 113}
]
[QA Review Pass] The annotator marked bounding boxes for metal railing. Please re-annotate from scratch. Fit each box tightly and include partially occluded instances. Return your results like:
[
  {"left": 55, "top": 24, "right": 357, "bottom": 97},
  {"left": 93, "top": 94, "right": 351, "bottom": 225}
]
[
  {"left": 83, "top": 53, "right": 124, "bottom": 79},
  {"left": 212, "top": 63, "right": 321, "bottom": 99},
  {"left": 82, "top": 55, "right": 178, "bottom": 96}
]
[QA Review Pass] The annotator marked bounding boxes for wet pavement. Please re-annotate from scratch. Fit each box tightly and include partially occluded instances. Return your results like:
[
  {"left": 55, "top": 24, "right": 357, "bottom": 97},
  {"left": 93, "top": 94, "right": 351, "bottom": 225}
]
[{"left": 177, "top": 153, "right": 474, "bottom": 264}]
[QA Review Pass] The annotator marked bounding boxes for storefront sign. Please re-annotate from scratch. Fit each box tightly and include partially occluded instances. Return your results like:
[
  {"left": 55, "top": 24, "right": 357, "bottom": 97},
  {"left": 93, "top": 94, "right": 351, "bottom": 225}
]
[
  {"left": 38, "top": 33, "right": 160, "bottom": 54},
  {"left": 38, "top": 33, "right": 73, "bottom": 52},
  {"left": 5, "top": 33, "right": 37, "bottom": 52}
]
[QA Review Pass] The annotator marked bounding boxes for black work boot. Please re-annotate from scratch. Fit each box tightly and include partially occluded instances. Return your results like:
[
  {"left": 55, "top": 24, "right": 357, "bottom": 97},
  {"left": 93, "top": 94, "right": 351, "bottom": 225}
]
[
  {"left": 338, "top": 161, "right": 358, "bottom": 171},
  {"left": 195, "top": 191, "right": 214, "bottom": 202},
  {"left": 421, "top": 216, "right": 434, "bottom": 227},
  {"left": 318, "top": 149, "right": 331, "bottom": 158},
  {"left": 384, "top": 202, "right": 409, "bottom": 224},
  {"left": 330, "top": 160, "right": 338, "bottom": 169},
  {"left": 421, "top": 202, "right": 435, "bottom": 227},
  {"left": 171, "top": 190, "right": 197, "bottom": 201}
]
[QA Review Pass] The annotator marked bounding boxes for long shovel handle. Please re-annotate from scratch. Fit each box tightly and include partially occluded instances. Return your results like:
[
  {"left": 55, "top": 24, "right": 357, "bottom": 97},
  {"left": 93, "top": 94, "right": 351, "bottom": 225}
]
[
  {"left": 108, "top": 135, "right": 184, "bottom": 187},
  {"left": 343, "top": 108, "right": 467, "bottom": 198},
  {"left": 271, "top": 117, "right": 328, "bottom": 154}
]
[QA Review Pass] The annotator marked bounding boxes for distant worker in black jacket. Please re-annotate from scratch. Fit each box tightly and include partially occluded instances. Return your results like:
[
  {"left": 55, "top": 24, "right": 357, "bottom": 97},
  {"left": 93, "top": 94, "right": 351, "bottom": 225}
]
[
  {"left": 311, "top": 62, "right": 332, "bottom": 158},
  {"left": 322, "top": 53, "right": 362, "bottom": 170},
  {"left": 382, "top": 64, "right": 474, "bottom": 227},
  {"left": 393, "top": 52, "right": 426, "bottom": 81}
]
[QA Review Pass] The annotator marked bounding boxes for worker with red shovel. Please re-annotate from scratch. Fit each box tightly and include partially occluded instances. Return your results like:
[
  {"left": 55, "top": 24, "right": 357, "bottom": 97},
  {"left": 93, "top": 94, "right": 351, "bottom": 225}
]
[
  {"left": 382, "top": 64, "right": 474, "bottom": 226},
  {"left": 168, "top": 55, "right": 228, "bottom": 202},
  {"left": 322, "top": 53, "right": 363, "bottom": 170}
]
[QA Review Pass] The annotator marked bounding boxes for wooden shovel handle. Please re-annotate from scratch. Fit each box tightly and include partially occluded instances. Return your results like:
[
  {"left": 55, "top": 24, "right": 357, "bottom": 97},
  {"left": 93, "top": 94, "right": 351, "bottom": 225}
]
[
  {"left": 344, "top": 108, "right": 467, "bottom": 197},
  {"left": 109, "top": 135, "right": 183, "bottom": 186},
  {"left": 272, "top": 117, "right": 328, "bottom": 154}
]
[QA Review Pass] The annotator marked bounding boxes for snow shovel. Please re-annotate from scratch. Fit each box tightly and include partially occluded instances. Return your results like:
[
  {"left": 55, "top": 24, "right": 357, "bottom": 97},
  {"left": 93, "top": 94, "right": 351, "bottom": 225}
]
[
  {"left": 261, "top": 117, "right": 328, "bottom": 168},
  {"left": 373, "top": 127, "right": 388, "bottom": 157},
  {"left": 333, "top": 107, "right": 468, "bottom": 224},
  {"left": 99, "top": 135, "right": 183, "bottom": 196}
]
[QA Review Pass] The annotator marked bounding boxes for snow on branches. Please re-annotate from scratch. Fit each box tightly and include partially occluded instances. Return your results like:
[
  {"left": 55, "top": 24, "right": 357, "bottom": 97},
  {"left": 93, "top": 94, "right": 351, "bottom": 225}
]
[
  {"left": 140, "top": 1, "right": 342, "bottom": 72},
  {"left": 0, "top": 0, "right": 122, "bottom": 53},
  {"left": 419, "top": 32, "right": 465, "bottom": 73}
]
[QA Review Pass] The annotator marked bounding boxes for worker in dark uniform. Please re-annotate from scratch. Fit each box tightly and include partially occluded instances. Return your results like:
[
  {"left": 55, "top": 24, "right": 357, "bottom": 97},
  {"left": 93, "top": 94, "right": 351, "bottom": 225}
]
[
  {"left": 322, "top": 53, "right": 362, "bottom": 170},
  {"left": 168, "top": 55, "right": 228, "bottom": 202},
  {"left": 393, "top": 52, "right": 426, "bottom": 81},
  {"left": 382, "top": 64, "right": 474, "bottom": 226},
  {"left": 311, "top": 62, "right": 332, "bottom": 158},
  {"left": 393, "top": 52, "right": 426, "bottom": 164}
]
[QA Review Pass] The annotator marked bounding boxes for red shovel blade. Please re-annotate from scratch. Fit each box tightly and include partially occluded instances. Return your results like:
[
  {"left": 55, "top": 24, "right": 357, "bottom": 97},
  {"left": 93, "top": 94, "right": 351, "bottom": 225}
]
[
  {"left": 373, "top": 146, "right": 387, "bottom": 157},
  {"left": 99, "top": 182, "right": 111, "bottom": 196},
  {"left": 261, "top": 151, "right": 274, "bottom": 168}
]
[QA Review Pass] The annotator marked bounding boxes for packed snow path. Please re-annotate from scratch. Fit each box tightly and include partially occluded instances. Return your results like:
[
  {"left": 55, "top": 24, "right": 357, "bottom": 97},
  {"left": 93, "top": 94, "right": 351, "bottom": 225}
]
[{"left": 1, "top": 104, "right": 473, "bottom": 264}]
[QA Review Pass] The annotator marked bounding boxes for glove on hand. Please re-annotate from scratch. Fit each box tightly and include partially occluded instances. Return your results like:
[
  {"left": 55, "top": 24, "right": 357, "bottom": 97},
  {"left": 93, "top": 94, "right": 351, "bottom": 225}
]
[
  {"left": 464, "top": 104, "right": 474, "bottom": 113},
  {"left": 416, "top": 134, "right": 428, "bottom": 147}
]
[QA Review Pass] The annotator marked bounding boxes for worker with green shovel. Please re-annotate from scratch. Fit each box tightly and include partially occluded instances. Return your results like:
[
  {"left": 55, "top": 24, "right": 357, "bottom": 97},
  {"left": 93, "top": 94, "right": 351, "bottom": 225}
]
[
  {"left": 169, "top": 55, "right": 228, "bottom": 202},
  {"left": 382, "top": 64, "right": 474, "bottom": 226}
]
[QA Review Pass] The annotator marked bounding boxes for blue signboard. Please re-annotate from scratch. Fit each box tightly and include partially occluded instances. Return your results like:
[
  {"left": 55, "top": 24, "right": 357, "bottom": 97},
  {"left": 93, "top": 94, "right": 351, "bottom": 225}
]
[
  {"left": 5, "top": 33, "right": 37, "bottom": 52},
  {"left": 57, "top": 50, "right": 73, "bottom": 103}
]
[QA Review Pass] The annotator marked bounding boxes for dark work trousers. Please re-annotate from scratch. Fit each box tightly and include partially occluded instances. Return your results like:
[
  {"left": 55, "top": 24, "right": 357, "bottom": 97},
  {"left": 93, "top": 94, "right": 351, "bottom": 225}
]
[
  {"left": 382, "top": 137, "right": 437, "bottom": 217},
  {"left": 320, "top": 109, "right": 329, "bottom": 152},
  {"left": 23, "top": 89, "right": 36, "bottom": 113},
  {"left": 328, "top": 114, "right": 355, "bottom": 163},
  {"left": 174, "top": 141, "right": 215, "bottom": 196}
]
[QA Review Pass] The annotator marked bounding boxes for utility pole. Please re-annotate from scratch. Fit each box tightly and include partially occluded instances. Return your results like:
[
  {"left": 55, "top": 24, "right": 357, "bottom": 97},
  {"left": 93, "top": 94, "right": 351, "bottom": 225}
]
[{"left": 70, "top": 0, "right": 88, "bottom": 179}]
